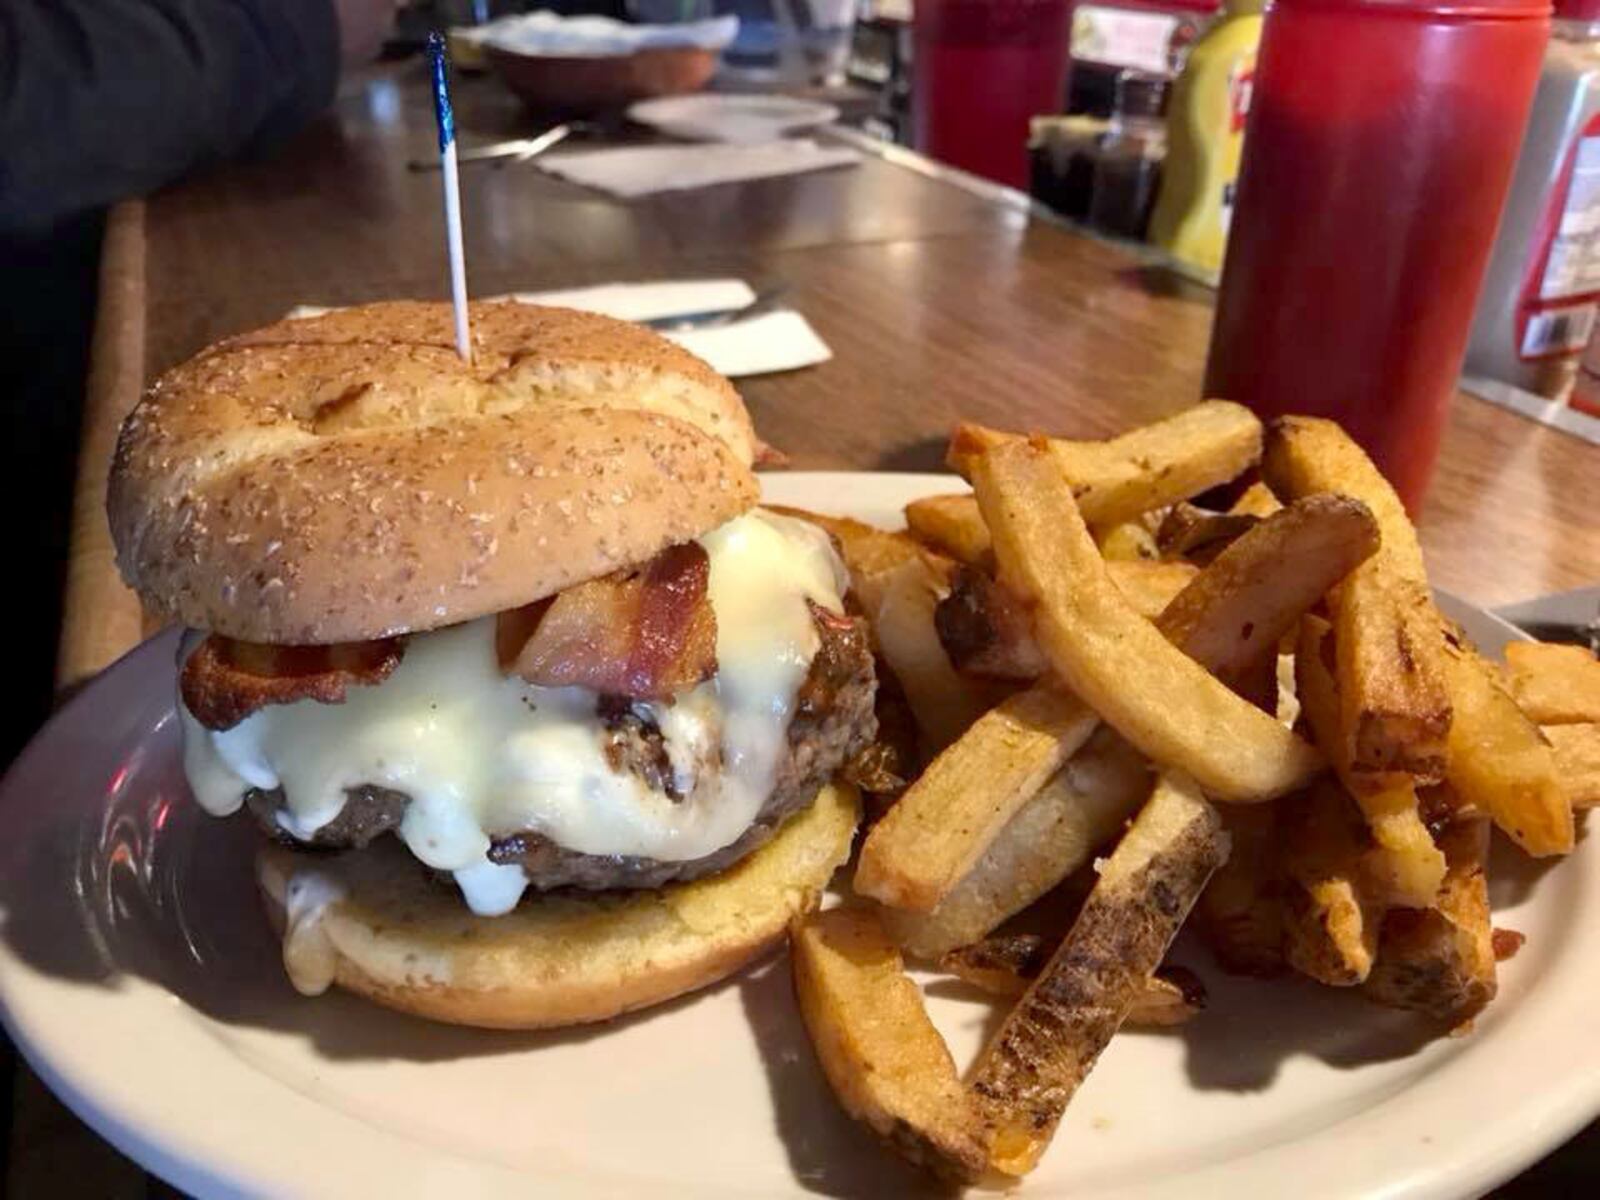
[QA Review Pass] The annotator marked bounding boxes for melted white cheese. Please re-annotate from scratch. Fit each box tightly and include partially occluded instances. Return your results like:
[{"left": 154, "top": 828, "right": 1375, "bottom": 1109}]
[
  {"left": 180, "top": 510, "right": 846, "bottom": 916},
  {"left": 280, "top": 870, "right": 345, "bottom": 996}
]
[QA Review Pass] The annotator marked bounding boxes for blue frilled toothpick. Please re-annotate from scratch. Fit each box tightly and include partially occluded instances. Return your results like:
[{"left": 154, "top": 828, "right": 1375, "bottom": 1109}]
[{"left": 427, "top": 32, "right": 472, "bottom": 362}]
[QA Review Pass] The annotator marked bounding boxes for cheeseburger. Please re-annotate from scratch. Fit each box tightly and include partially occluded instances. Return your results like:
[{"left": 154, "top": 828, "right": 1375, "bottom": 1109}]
[{"left": 108, "top": 301, "right": 878, "bottom": 1028}]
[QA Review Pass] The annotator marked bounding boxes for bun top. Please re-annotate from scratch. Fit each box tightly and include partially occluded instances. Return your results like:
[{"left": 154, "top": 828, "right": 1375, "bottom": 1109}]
[{"left": 108, "top": 301, "right": 762, "bottom": 644}]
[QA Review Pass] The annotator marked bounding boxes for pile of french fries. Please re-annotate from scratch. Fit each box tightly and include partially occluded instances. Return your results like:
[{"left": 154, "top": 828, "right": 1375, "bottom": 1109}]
[{"left": 785, "top": 402, "right": 1600, "bottom": 1184}]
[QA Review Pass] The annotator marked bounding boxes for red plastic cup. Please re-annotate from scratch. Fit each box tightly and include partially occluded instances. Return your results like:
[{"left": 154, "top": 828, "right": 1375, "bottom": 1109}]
[
  {"left": 1202, "top": 0, "right": 1551, "bottom": 512},
  {"left": 911, "top": 0, "right": 1072, "bottom": 189}
]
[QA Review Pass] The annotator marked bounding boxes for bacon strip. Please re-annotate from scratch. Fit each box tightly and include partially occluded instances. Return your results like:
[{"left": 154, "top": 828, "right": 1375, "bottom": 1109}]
[
  {"left": 502, "top": 542, "right": 718, "bottom": 700},
  {"left": 181, "top": 635, "right": 404, "bottom": 730}
]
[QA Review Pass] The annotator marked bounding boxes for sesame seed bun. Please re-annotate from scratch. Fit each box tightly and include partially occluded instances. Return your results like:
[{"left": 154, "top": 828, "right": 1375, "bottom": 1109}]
[
  {"left": 257, "top": 783, "right": 860, "bottom": 1029},
  {"left": 107, "top": 301, "right": 761, "bottom": 644}
]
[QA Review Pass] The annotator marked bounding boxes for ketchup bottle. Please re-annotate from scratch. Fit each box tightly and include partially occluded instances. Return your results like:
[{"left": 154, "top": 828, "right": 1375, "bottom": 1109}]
[{"left": 1203, "top": 0, "right": 1552, "bottom": 512}]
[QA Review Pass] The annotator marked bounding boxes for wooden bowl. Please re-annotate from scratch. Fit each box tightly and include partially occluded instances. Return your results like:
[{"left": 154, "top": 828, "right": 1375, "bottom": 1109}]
[{"left": 484, "top": 45, "right": 718, "bottom": 114}]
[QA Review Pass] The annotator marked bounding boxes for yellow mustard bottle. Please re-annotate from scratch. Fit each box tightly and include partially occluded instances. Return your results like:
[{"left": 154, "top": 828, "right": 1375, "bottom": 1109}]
[{"left": 1148, "top": 0, "right": 1265, "bottom": 279}]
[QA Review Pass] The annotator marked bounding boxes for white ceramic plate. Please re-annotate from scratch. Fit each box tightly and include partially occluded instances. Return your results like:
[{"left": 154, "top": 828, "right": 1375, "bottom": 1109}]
[
  {"left": 626, "top": 94, "right": 840, "bottom": 143},
  {"left": 1, "top": 473, "right": 1596, "bottom": 1200}
]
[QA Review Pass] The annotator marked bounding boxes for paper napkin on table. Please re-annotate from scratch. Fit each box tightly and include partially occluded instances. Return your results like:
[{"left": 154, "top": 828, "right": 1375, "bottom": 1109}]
[
  {"left": 285, "top": 279, "right": 831, "bottom": 378},
  {"left": 533, "top": 140, "right": 861, "bottom": 199}
]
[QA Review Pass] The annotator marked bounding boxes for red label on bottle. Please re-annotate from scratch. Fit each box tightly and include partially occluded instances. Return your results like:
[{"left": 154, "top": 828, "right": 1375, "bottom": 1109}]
[
  {"left": 1516, "top": 112, "right": 1600, "bottom": 362},
  {"left": 1229, "top": 65, "right": 1255, "bottom": 135}
]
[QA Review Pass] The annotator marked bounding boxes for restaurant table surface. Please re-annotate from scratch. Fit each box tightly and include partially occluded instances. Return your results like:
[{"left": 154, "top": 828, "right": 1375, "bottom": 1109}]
[{"left": 16, "top": 58, "right": 1600, "bottom": 1198}]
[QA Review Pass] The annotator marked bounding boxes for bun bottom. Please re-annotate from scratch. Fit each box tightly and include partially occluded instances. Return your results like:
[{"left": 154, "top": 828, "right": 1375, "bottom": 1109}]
[{"left": 256, "top": 784, "right": 860, "bottom": 1029}]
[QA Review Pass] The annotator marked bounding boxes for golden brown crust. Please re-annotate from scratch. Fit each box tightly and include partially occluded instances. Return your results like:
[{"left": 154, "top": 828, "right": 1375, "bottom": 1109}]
[
  {"left": 108, "top": 302, "right": 761, "bottom": 643},
  {"left": 257, "top": 784, "right": 861, "bottom": 1030}
]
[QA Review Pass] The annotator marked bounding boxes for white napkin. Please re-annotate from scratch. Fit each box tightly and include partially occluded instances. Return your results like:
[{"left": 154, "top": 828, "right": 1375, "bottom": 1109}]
[
  {"left": 535, "top": 139, "right": 862, "bottom": 199},
  {"left": 285, "top": 279, "right": 831, "bottom": 378},
  {"left": 512, "top": 280, "right": 831, "bottom": 376}
]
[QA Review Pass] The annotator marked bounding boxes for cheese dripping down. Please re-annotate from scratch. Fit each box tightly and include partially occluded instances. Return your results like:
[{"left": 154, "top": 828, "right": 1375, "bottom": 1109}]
[{"left": 179, "top": 510, "right": 847, "bottom": 917}]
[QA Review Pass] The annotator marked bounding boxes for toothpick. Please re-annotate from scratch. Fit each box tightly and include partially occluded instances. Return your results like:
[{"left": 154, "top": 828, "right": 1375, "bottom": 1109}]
[{"left": 427, "top": 32, "right": 472, "bottom": 362}]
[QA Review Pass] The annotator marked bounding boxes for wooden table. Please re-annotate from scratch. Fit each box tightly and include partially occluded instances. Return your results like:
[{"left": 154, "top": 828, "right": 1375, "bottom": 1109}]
[{"left": 29, "top": 58, "right": 1600, "bottom": 1196}]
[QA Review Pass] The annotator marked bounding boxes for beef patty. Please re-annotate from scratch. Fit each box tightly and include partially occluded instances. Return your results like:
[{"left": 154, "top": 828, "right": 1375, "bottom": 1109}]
[{"left": 243, "top": 604, "right": 877, "bottom": 892}]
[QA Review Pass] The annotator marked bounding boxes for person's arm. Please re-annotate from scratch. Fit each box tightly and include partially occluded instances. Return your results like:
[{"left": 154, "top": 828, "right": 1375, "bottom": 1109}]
[{"left": 0, "top": 0, "right": 346, "bottom": 234}]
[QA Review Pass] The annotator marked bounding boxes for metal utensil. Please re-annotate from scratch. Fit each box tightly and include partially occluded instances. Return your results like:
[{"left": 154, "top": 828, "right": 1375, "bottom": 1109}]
[
  {"left": 408, "top": 123, "right": 575, "bottom": 171},
  {"left": 1512, "top": 618, "right": 1600, "bottom": 654},
  {"left": 1496, "top": 587, "right": 1600, "bottom": 654},
  {"left": 641, "top": 284, "right": 792, "bottom": 332}
]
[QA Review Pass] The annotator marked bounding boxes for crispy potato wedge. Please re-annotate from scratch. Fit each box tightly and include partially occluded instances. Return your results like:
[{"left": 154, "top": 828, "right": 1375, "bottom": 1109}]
[
  {"left": 950, "top": 401, "right": 1263, "bottom": 529},
  {"left": 1545, "top": 722, "right": 1600, "bottom": 807},
  {"left": 904, "top": 493, "right": 993, "bottom": 568},
  {"left": 1262, "top": 416, "right": 1453, "bottom": 785},
  {"left": 1155, "top": 503, "right": 1261, "bottom": 564},
  {"left": 1229, "top": 481, "right": 1282, "bottom": 518},
  {"left": 1107, "top": 560, "right": 1202, "bottom": 620},
  {"left": 971, "top": 439, "right": 1323, "bottom": 802},
  {"left": 880, "top": 729, "right": 1153, "bottom": 958},
  {"left": 791, "top": 908, "right": 987, "bottom": 1182},
  {"left": 1278, "top": 778, "right": 1382, "bottom": 986},
  {"left": 933, "top": 562, "right": 1198, "bottom": 682},
  {"left": 969, "top": 772, "right": 1229, "bottom": 1175},
  {"left": 1194, "top": 802, "right": 1285, "bottom": 977},
  {"left": 871, "top": 489, "right": 1364, "bottom": 933},
  {"left": 1504, "top": 642, "right": 1600, "bottom": 725},
  {"left": 1442, "top": 636, "right": 1574, "bottom": 857},
  {"left": 1096, "top": 520, "right": 1159, "bottom": 562},
  {"left": 939, "top": 932, "right": 1053, "bottom": 995},
  {"left": 870, "top": 556, "right": 1004, "bottom": 756},
  {"left": 856, "top": 687, "right": 1099, "bottom": 912},
  {"left": 1295, "top": 616, "right": 1447, "bottom": 908},
  {"left": 934, "top": 566, "right": 1051, "bottom": 682},
  {"left": 1363, "top": 819, "right": 1497, "bottom": 1024},
  {"left": 1157, "top": 494, "right": 1379, "bottom": 692},
  {"left": 939, "top": 936, "right": 1207, "bottom": 1026}
]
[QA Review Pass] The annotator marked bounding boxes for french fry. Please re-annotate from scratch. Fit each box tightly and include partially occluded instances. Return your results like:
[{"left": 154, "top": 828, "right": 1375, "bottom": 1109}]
[
  {"left": 1157, "top": 494, "right": 1379, "bottom": 692},
  {"left": 1262, "top": 416, "right": 1453, "bottom": 785},
  {"left": 1096, "top": 520, "right": 1159, "bottom": 562},
  {"left": 971, "top": 438, "right": 1323, "bottom": 802},
  {"left": 1107, "top": 560, "right": 1201, "bottom": 619},
  {"left": 1128, "top": 966, "right": 1211, "bottom": 1027},
  {"left": 1544, "top": 722, "right": 1600, "bottom": 807},
  {"left": 1295, "top": 616, "right": 1446, "bottom": 908},
  {"left": 879, "top": 728, "right": 1152, "bottom": 958},
  {"left": 934, "top": 562, "right": 1198, "bottom": 681},
  {"left": 905, "top": 498, "right": 1200, "bottom": 597},
  {"left": 969, "top": 773, "right": 1228, "bottom": 1175},
  {"left": 904, "top": 493, "right": 992, "bottom": 568},
  {"left": 870, "top": 556, "right": 1004, "bottom": 756},
  {"left": 869, "top": 489, "right": 1366, "bottom": 931},
  {"left": 856, "top": 687, "right": 1099, "bottom": 912},
  {"left": 1504, "top": 642, "right": 1600, "bottom": 725},
  {"left": 1277, "top": 778, "right": 1382, "bottom": 986},
  {"left": 939, "top": 936, "right": 1207, "bottom": 1027},
  {"left": 934, "top": 566, "right": 1050, "bottom": 682},
  {"left": 1363, "top": 819, "right": 1497, "bottom": 1025},
  {"left": 1155, "top": 503, "right": 1261, "bottom": 564},
  {"left": 950, "top": 401, "right": 1263, "bottom": 529},
  {"left": 1229, "top": 480, "right": 1282, "bottom": 518},
  {"left": 1193, "top": 803, "right": 1285, "bottom": 977},
  {"left": 790, "top": 909, "right": 987, "bottom": 1182},
  {"left": 1442, "top": 636, "right": 1574, "bottom": 856}
]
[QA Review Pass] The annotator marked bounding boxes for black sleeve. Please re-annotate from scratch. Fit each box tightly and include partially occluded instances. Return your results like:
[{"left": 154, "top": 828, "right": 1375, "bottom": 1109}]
[{"left": 0, "top": 0, "right": 340, "bottom": 235}]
